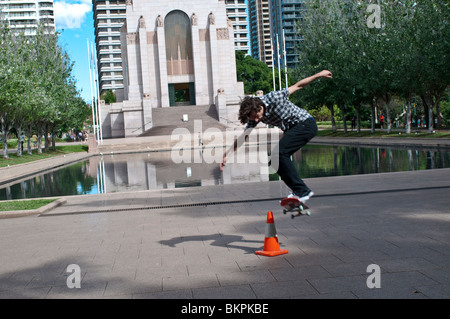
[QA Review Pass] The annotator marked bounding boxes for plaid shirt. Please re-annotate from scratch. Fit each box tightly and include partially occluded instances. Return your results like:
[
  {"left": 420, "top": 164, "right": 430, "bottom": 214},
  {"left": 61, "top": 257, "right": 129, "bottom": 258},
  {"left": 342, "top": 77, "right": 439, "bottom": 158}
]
[{"left": 246, "top": 88, "right": 312, "bottom": 132}]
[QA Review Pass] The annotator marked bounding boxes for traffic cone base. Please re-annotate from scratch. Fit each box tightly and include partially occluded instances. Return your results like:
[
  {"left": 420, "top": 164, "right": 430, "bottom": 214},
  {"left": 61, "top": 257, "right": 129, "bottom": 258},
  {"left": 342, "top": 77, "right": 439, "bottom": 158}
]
[
  {"left": 255, "top": 211, "right": 288, "bottom": 257},
  {"left": 255, "top": 237, "right": 288, "bottom": 257}
]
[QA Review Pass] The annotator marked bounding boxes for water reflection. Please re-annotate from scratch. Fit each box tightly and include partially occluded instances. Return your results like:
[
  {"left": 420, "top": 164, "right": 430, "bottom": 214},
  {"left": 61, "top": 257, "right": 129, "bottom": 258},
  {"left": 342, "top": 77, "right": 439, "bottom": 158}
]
[
  {"left": 291, "top": 145, "right": 449, "bottom": 179},
  {"left": 1, "top": 144, "right": 449, "bottom": 200}
]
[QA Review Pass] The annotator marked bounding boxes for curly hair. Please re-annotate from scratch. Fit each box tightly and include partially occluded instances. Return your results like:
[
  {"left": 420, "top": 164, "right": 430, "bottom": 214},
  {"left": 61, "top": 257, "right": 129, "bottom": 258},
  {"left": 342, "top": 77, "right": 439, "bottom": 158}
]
[{"left": 238, "top": 96, "right": 265, "bottom": 125}]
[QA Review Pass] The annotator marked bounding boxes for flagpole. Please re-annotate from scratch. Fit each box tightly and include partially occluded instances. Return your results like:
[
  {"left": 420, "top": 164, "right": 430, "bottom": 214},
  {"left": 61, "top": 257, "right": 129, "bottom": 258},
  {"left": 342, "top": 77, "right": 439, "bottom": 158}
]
[
  {"left": 271, "top": 36, "right": 276, "bottom": 91},
  {"left": 92, "top": 43, "right": 103, "bottom": 143},
  {"left": 282, "top": 29, "right": 288, "bottom": 88},
  {"left": 276, "top": 33, "right": 281, "bottom": 90},
  {"left": 87, "top": 39, "right": 98, "bottom": 142}
]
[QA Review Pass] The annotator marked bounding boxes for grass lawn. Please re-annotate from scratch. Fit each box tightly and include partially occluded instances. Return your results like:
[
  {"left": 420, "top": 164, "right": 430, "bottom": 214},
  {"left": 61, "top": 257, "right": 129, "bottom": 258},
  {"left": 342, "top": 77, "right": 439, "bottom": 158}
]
[
  {"left": 0, "top": 144, "right": 88, "bottom": 168},
  {"left": 0, "top": 198, "right": 57, "bottom": 211}
]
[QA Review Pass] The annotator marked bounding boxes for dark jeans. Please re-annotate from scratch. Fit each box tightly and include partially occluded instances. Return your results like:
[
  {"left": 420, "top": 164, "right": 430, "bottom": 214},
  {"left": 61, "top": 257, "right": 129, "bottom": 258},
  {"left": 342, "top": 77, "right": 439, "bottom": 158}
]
[{"left": 273, "top": 117, "right": 317, "bottom": 196}]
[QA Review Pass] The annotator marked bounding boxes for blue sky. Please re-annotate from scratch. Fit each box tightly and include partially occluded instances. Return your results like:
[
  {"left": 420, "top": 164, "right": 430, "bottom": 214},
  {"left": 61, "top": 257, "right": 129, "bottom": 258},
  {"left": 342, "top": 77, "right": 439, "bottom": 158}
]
[{"left": 54, "top": 0, "right": 95, "bottom": 103}]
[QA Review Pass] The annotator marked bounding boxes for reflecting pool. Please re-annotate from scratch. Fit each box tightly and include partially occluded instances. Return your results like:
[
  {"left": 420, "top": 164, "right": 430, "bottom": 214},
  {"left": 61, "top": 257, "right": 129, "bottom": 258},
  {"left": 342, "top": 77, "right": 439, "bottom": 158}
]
[{"left": 1, "top": 144, "right": 449, "bottom": 200}]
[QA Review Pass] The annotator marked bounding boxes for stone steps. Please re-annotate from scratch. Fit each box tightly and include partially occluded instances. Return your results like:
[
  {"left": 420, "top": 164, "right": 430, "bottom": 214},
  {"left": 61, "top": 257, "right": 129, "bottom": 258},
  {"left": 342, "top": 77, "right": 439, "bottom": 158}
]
[{"left": 140, "top": 104, "right": 227, "bottom": 136}]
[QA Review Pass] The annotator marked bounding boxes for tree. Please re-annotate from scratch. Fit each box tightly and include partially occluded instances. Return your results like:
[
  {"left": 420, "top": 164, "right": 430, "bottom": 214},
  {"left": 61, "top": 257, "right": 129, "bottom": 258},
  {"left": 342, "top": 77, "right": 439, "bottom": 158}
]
[
  {"left": 101, "top": 90, "right": 116, "bottom": 104},
  {"left": 294, "top": 0, "right": 449, "bottom": 134},
  {"left": 0, "top": 22, "right": 90, "bottom": 157},
  {"left": 235, "top": 51, "right": 289, "bottom": 94},
  {"left": 413, "top": 0, "right": 450, "bottom": 131}
]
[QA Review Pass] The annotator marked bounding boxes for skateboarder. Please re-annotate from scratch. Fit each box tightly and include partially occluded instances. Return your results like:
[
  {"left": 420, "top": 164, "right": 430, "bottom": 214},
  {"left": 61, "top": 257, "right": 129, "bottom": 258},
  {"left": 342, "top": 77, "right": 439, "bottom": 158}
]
[{"left": 220, "top": 70, "right": 333, "bottom": 203}]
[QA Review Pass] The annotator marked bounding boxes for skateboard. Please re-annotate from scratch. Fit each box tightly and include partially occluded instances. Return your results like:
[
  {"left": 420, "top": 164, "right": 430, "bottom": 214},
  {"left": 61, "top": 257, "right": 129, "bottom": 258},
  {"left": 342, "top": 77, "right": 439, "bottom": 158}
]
[{"left": 280, "top": 197, "right": 311, "bottom": 219}]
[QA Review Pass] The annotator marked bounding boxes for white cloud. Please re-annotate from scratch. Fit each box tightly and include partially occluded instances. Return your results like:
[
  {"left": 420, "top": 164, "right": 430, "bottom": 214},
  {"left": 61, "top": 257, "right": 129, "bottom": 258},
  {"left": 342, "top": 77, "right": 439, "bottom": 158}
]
[{"left": 54, "top": 0, "right": 92, "bottom": 30}]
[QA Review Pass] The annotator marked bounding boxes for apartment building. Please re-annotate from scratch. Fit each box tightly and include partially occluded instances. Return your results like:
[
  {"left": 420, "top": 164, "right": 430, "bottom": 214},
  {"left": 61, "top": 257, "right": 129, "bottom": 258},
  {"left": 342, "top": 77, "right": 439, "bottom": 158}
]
[
  {"left": 0, "top": 0, "right": 55, "bottom": 35},
  {"left": 248, "top": 0, "right": 272, "bottom": 67},
  {"left": 224, "top": 0, "right": 249, "bottom": 54},
  {"left": 269, "top": 0, "right": 305, "bottom": 69},
  {"left": 92, "top": 0, "right": 126, "bottom": 97}
]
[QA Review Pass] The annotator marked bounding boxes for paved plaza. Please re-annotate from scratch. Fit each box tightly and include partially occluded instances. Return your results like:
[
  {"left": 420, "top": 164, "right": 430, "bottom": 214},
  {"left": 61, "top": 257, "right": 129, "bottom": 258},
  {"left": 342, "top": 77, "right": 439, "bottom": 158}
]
[{"left": 0, "top": 137, "right": 449, "bottom": 300}]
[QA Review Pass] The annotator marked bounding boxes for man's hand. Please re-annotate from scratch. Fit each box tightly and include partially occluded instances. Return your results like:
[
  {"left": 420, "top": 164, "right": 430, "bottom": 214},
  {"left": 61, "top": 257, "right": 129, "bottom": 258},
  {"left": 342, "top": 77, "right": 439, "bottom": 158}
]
[{"left": 318, "top": 70, "right": 333, "bottom": 79}]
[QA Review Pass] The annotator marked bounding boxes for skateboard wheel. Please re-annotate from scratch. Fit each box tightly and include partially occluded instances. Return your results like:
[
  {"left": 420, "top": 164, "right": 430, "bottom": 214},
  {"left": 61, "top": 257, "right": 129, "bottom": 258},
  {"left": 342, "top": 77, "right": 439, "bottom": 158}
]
[
  {"left": 291, "top": 214, "right": 295, "bottom": 219},
  {"left": 283, "top": 209, "right": 287, "bottom": 214}
]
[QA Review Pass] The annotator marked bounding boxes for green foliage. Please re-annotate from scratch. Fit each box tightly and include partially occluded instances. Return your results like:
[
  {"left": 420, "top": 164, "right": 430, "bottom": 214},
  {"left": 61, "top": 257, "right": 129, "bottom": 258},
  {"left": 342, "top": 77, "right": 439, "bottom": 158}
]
[
  {"left": 0, "top": 22, "right": 90, "bottom": 157},
  {"left": 235, "top": 51, "right": 290, "bottom": 95},
  {"left": 101, "top": 90, "right": 116, "bottom": 104},
  {"left": 292, "top": 0, "right": 449, "bottom": 132}
]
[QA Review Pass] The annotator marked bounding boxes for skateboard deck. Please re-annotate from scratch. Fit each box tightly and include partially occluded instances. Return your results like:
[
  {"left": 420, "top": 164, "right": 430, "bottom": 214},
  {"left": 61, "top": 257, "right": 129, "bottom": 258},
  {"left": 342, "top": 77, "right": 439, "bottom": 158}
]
[{"left": 280, "top": 197, "right": 311, "bottom": 219}]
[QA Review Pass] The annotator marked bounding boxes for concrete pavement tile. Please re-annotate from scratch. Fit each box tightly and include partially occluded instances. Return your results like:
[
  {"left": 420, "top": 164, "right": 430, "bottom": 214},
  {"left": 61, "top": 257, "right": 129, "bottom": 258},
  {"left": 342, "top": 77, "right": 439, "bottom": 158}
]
[
  {"left": 192, "top": 285, "right": 257, "bottom": 299},
  {"left": 284, "top": 252, "right": 343, "bottom": 268},
  {"left": 380, "top": 270, "right": 439, "bottom": 288},
  {"left": 186, "top": 263, "right": 241, "bottom": 276},
  {"left": 352, "top": 286, "right": 430, "bottom": 299},
  {"left": 332, "top": 250, "right": 390, "bottom": 263},
  {"left": 216, "top": 269, "right": 275, "bottom": 286},
  {"left": 322, "top": 262, "right": 378, "bottom": 277},
  {"left": 236, "top": 257, "right": 293, "bottom": 272},
  {"left": 299, "top": 291, "right": 357, "bottom": 299},
  {"left": 46, "top": 282, "right": 107, "bottom": 299},
  {"left": 133, "top": 288, "right": 193, "bottom": 299},
  {"left": 162, "top": 273, "right": 220, "bottom": 291},
  {"left": 0, "top": 287, "right": 51, "bottom": 299},
  {"left": 307, "top": 275, "right": 367, "bottom": 294},
  {"left": 413, "top": 283, "right": 450, "bottom": 299},
  {"left": 419, "top": 268, "right": 450, "bottom": 284},
  {"left": 269, "top": 265, "right": 331, "bottom": 282},
  {"left": 378, "top": 257, "right": 440, "bottom": 272},
  {"left": 251, "top": 280, "right": 317, "bottom": 299},
  {"left": 104, "top": 279, "right": 162, "bottom": 297}
]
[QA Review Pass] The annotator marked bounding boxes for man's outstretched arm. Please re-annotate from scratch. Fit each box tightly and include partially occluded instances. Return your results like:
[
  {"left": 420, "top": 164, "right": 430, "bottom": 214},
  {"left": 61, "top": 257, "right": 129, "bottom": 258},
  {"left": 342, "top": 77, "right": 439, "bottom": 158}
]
[
  {"left": 288, "top": 70, "right": 333, "bottom": 95},
  {"left": 220, "top": 127, "right": 254, "bottom": 171}
]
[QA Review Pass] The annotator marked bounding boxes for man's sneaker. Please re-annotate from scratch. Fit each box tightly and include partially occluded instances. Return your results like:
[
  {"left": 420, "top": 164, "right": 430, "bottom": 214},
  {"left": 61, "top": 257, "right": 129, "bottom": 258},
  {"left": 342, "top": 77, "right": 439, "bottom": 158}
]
[
  {"left": 299, "top": 191, "right": 314, "bottom": 203},
  {"left": 288, "top": 191, "right": 314, "bottom": 203}
]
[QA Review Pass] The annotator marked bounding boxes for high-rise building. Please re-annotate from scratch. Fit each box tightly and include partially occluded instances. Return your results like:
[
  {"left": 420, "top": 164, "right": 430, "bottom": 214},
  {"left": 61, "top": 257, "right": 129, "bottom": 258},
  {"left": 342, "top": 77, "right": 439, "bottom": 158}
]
[
  {"left": 92, "top": 0, "right": 126, "bottom": 97},
  {"left": 224, "top": 0, "right": 249, "bottom": 54},
  {"left": 0, "top": 0, "right": 55, "bottom": 35},
  {"left": 269, "top": 0, "right": 305, "bottom": 69},
  {"left": 248, "top": 0, "right": 272, "bottom": 67}
]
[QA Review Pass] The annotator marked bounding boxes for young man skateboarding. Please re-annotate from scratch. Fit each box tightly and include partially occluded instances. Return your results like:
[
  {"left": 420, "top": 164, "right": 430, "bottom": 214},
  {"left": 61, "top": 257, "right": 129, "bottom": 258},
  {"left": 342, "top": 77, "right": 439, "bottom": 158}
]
[{"left": 220, "top": 70, "right": 332, "bottom": 203}]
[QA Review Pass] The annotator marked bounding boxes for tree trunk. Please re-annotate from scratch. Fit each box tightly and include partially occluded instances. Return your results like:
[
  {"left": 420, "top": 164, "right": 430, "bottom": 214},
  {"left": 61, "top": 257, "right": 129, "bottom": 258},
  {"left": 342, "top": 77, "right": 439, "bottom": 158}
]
[
  {"left": 26, "top": 124, "right": 32, "bottom": 155},
  {"left": 370, "top": 97, "right": 376, "bottom": 134},
  {"left": 384, "top": 94, "right": 391, "bottom": 134},
  {"left": 405, "top": 99, "right": 411, "bottom": 134},
  {"left": 434, "top": 90, "right": 443, "bottom": 128},
  {"left": 339, "top": 103, "right": 347, "bottom": 133},
  {"left": 355, "top": 104, "right": 361, "bottom": 133},
  {"left": 16, "top": 125, "right": 23, "bottom": 157},
  {"left": 51, "top": 127, "right": 56, "bottom": 151},
  {"left": 44, "top": 124, "right": 49, "bottom": 152},
  {"left": 37, "top": 126, "right": 43, "bottom": 154},
  {"left": 328, "top": 104, "right": 336, "bottom": 133},
  {"left": 1, "top": 117, "right": 10, "bottom": 159},
  {"left": 422, "top": 93, "right": 435, "bottom": 133}
]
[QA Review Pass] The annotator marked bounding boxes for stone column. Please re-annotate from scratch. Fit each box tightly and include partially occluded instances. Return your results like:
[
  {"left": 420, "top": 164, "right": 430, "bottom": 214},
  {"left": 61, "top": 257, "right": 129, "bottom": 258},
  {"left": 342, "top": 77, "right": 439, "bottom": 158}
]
[{"left": 156, "top": 15, "right": 169, "bottom": 107}]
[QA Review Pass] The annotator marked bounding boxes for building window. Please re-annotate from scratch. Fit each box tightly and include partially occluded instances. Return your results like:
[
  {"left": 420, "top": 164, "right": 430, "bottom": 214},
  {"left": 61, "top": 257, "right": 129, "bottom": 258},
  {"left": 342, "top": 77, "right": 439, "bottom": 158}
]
[{"left": 164, "top": 10, "right": 193, "bottom": 75}]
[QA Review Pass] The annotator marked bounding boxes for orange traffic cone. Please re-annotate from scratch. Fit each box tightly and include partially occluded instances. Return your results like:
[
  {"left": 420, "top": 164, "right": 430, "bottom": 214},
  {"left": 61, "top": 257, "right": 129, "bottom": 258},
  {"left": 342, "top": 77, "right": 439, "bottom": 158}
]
[{"left": 255, "top": 211, "right": 288, "bottom": 257}]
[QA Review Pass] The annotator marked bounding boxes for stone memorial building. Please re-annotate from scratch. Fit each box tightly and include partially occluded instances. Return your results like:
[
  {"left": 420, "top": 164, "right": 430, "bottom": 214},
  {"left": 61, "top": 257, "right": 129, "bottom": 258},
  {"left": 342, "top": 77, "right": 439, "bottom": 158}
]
[{"left": 100, "top": 0, "right": 244, "bottom": 138}]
